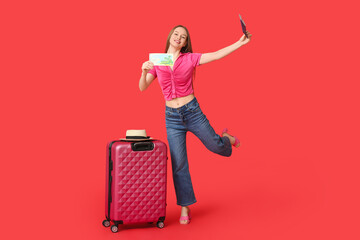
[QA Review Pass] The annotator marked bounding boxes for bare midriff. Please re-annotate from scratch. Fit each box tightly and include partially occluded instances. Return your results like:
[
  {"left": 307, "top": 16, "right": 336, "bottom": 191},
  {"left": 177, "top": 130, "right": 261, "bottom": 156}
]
[{"left": 165, "top": 94, "right": 195, "bottom": 108}]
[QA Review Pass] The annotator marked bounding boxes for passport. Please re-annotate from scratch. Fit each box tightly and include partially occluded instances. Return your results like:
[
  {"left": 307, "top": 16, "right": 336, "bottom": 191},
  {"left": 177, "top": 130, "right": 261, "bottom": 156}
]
[{"left": 239, "top": 14, "right": 248, "bottom": 38}]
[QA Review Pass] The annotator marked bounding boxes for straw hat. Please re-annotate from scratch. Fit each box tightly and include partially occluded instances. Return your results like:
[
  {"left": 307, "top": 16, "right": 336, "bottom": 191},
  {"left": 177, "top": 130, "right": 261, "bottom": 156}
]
[{"left": 120, "top": 129, "right": 153, "bottom": 141}]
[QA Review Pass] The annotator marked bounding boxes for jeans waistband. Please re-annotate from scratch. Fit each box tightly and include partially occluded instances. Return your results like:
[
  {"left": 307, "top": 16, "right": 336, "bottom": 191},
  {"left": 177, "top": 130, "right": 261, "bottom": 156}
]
[{"left": 165, "top": 97, "right": 198, "bottom": 112}]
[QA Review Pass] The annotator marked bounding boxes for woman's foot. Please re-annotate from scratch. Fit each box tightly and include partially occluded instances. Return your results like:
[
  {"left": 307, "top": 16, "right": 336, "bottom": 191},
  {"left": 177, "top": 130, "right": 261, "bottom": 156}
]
[
  {"left": 222, "top": 128, "right": 241, "bottom": 147},
  {"left": 179, "top": 206, "right": 191, "bottom": 224}
]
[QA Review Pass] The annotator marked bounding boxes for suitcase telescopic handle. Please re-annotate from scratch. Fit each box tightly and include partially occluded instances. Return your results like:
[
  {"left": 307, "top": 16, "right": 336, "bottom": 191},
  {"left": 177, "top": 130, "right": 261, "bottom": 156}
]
[{"left": 131, "top": 142, "right": 154, "bottom": 151}]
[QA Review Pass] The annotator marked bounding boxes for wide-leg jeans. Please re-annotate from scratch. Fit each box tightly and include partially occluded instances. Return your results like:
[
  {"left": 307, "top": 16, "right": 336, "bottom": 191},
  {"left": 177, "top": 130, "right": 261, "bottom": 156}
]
[{"left": 165, "top": 97, "right": 232, "bottom": 206}]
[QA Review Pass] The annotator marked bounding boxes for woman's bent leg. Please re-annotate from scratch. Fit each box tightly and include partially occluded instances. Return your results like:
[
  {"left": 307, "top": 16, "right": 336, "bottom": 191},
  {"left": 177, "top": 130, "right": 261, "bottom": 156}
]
[{"left": 188, "top": 110, "right": 232, "bottom": 157}]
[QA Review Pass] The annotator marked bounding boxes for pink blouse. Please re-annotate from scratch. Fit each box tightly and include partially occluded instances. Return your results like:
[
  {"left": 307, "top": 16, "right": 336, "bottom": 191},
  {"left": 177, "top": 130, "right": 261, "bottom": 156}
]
[{"left": 148, "top": 52, "right": 202, "bottom": 101}]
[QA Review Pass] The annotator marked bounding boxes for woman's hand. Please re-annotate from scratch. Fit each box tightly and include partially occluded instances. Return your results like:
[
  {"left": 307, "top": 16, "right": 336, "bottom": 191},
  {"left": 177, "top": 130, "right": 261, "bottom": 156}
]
[
  {"left": 239, "top": 31, "right": 252, "bottom": 46},
  {"left": 142, "top": 61, "right": 154, "bottom": 73}
]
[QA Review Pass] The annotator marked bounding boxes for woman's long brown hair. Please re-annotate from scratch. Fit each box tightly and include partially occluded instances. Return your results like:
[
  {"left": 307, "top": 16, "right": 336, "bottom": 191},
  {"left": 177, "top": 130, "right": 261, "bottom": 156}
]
[{"left": 164, "top": 25, "right": 197, "bottom": 88}]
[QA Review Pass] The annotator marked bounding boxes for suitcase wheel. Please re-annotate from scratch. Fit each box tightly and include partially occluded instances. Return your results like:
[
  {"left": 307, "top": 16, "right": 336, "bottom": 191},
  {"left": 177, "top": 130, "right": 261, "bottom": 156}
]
[
  {"left": 110, "top": 225, "right": 119, "bottom": 233},
  {"left": 156, "top": 221, "right": 165, "bottom": 229},
  {"left": 102, "top": 220, "right": 110, "bottom": 228}
]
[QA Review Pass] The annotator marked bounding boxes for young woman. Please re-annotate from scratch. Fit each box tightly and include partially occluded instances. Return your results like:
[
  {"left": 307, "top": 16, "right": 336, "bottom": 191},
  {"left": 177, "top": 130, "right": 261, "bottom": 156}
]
[{"left": 139, "top": 25, "right": 252, "bottom": 224}]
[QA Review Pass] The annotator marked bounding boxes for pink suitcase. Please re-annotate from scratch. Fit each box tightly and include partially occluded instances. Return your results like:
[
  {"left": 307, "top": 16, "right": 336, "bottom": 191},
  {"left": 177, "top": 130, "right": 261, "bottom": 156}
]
[{"left": 102, "top": 140, "right": 168, "bottom": 233}]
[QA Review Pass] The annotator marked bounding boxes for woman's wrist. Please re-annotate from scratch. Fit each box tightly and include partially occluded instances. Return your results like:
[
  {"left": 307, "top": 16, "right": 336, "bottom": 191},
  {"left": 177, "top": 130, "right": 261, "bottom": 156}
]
[{"left": 237, "top": 40, "right": 244, "bottom": 47}]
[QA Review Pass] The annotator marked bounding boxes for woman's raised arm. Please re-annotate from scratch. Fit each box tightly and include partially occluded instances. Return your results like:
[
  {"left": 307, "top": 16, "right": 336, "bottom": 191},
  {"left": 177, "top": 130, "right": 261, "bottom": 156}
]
[{"left": 199, "top": 31, "right": 252, "bottom": 65}]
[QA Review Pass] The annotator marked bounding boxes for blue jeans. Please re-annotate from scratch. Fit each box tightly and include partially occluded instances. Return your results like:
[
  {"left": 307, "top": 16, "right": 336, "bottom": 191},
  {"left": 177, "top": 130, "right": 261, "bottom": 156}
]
[{"left": 165, "top": 97, "right": 232, "bottom": 206}]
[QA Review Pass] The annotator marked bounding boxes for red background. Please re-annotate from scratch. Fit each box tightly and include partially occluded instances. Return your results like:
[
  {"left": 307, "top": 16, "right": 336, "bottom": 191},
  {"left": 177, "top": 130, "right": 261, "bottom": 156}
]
[{"left": 1, "top": 0, "right": 359, "bottom": 239}]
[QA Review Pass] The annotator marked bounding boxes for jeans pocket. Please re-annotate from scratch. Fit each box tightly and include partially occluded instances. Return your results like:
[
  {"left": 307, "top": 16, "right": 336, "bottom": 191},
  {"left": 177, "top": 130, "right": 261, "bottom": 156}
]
[
  {"left": 186, "top": 101, "right": 201, "bottom": 113},
  {"left": 165, "top": 110, "right": 172, "bottom": 117}
]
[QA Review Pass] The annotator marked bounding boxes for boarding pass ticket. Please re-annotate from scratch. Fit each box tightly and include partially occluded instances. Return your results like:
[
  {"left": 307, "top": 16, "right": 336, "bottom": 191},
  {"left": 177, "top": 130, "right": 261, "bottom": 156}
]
[{"left": 149, "top": 53, "right": 174, "bottom": 66}]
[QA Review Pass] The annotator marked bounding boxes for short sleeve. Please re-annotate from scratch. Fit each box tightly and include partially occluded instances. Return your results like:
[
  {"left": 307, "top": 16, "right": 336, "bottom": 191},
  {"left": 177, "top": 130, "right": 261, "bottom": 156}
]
[
  {"left": 148, "top": 67, "right": 157, "bottom": 78},
  {"left": 190, "top": 53, "right": 202, "bottom": 67}
]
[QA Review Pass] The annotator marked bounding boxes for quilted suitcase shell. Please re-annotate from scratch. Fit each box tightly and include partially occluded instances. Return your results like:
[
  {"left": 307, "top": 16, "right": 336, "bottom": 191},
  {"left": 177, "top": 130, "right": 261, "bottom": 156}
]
[{"left": 104, "top": 140, "right": 167, "bottom": 229}]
